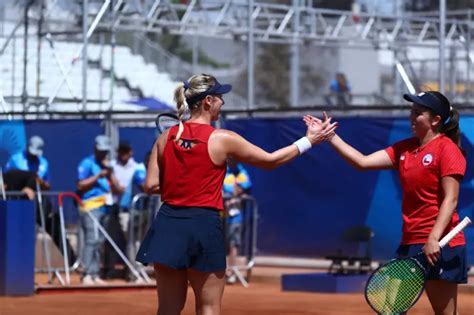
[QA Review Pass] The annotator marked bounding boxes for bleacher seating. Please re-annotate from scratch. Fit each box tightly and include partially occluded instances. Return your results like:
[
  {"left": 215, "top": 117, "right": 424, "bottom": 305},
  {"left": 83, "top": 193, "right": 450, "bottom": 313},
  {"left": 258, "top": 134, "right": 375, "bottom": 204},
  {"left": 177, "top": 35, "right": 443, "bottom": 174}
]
[{"left": 0, "top": 22, "right": 177, "bottom": 112}]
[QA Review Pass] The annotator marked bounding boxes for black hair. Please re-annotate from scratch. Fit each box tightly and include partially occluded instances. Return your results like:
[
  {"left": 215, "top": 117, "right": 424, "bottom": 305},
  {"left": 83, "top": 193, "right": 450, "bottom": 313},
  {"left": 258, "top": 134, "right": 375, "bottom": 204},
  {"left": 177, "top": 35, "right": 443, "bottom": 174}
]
[
  {"left": 117, "top": 141, "right": 132, "bottom": 154},
  {"left": 428, "top": 92, "right": 465, "bottom": 155}
]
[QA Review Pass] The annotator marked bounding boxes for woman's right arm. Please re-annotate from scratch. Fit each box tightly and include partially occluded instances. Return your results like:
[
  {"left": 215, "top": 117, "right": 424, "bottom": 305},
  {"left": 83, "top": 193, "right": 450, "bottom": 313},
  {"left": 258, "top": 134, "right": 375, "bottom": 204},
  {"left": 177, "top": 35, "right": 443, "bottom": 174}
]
[
  {"left": 144, "top": 132, "right": 167, "bottom": 194},
  {"left": 329, "top": 134, "right": 394, "bottom": 170},
  {"left": 304, "top": 114, "right": 393, "bottom": 170}
]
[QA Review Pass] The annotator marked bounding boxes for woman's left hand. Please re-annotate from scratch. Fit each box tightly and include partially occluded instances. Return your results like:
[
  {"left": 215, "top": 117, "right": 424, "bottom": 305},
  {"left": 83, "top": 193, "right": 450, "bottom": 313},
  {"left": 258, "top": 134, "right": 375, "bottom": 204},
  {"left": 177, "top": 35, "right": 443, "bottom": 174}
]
[{"left": 422, "top": 239, "right": 441, "bottom": 266}]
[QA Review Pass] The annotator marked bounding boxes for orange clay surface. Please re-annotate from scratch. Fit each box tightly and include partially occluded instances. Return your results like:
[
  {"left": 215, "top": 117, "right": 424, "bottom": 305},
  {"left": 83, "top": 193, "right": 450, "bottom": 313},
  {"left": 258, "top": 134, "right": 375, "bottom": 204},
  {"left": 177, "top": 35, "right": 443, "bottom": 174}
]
[{"left": 1, "top": 267, "right": 473, "bottom": 315}]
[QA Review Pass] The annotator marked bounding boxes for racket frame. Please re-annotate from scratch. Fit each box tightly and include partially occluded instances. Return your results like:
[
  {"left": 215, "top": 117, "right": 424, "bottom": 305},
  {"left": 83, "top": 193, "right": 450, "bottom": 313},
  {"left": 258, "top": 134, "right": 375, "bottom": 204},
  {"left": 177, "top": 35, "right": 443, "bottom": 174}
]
[{"left": 155, "top": 112, "right": 179, "bottom": 134}]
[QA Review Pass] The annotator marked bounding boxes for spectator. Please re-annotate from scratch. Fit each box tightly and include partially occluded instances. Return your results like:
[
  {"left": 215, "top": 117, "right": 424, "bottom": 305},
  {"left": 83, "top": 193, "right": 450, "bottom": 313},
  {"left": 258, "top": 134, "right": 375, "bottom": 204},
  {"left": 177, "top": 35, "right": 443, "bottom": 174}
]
[
  {"left": 326, "top": 72, "right": 352, "bottom": 107},
  {"left": 104, "top": 141, "right": 146, "bottom": 281},
  {"left": 2, "top": 169, "right": 37, "bottom": 200},
  {"left": 5, "top": 135, "right": 50, "bottom": 189},
  {"left": 223, "top": 159, "right": 252, "bottom": 284},
  {"left": 76, "top": 135, "right": 121, "bottom": 285},
  {"left": 110, "top": 141, "right": 146, "bottom": 234}
]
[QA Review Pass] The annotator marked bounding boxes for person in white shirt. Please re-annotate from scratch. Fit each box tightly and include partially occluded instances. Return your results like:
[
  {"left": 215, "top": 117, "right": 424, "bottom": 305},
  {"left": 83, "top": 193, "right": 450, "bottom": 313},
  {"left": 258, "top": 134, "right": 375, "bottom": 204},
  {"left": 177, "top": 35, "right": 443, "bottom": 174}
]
[{"left": 107, "top": 142, "right": 146, "bottom": 280}]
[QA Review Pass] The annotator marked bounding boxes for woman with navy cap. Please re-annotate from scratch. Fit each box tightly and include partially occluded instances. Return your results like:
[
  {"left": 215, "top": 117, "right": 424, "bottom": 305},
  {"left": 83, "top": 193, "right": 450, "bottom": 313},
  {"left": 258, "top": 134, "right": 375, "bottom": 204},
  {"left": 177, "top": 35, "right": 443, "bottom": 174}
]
[
  {"left": 305, "top": 91, "right": 467, "bottom": 315},
  {"left": 136, "top": 73, "right": 337, "bottom": 315}
]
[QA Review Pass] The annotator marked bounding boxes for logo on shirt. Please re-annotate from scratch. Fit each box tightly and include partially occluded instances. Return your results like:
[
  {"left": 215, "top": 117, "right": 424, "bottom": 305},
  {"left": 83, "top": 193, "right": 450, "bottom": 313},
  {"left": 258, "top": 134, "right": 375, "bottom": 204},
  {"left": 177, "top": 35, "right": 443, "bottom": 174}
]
[
  {"left": 422, "top": 153, "right": 433, "bottom": 166},
  {"left": 400, "top": 154, "right": 405, "bottom": 161}
]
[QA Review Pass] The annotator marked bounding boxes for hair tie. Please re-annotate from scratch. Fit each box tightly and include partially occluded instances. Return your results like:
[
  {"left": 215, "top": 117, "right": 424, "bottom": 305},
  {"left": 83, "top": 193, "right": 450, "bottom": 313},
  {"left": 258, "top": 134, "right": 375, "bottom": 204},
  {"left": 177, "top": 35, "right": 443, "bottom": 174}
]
[{"left": 183, "top": 81, "right": 190, "bottom": 90}]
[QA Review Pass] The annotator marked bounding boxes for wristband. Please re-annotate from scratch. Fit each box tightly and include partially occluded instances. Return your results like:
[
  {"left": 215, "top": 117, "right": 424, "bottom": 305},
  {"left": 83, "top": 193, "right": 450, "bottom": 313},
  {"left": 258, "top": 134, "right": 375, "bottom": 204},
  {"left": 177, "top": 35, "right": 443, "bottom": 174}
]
[{"left": 293, "top": 137, "right": 312, "bottom": 155}]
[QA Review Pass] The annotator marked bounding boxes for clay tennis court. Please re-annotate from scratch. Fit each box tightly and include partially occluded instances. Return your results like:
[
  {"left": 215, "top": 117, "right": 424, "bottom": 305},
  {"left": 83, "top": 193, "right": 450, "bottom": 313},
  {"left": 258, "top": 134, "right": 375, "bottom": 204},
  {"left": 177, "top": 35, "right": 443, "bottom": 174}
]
[{"left": 2, "top": 267, "right": 473, "bottom": 314}]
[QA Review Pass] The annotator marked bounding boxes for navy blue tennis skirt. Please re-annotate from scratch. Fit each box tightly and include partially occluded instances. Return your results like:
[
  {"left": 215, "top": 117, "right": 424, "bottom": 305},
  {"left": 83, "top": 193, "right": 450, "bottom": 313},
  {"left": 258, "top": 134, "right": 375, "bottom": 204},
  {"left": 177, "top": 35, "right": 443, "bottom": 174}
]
[
  {"left": 136, "top": 203, "right": 226, "bottom": 272},
  {"left": 395, "top": 244, "right": 468, "bottom": 284}
]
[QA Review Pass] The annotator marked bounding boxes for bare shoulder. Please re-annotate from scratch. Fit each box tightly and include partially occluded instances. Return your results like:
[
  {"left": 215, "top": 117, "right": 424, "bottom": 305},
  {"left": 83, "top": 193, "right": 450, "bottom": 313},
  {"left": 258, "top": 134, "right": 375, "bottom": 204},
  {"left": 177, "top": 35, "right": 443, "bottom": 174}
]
[
  {"left": 156, "top": 129, "right": 170, "bottom": 154},
  {"left": 158, "top": 129, "right": 170, "bottom": 144},
  {"left": 210, "top": 128, "right": 239, "bottom": 142}
]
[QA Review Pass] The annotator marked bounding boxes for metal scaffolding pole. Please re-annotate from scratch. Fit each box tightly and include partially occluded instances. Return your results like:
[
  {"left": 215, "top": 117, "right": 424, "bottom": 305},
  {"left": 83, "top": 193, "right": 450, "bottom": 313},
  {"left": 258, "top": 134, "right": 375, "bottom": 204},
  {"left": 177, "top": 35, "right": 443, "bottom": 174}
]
[
  {"left": 86, "top": 2, "right": 471, "bottom": 49},
  {"left": 290, "top": 0, "right": 299, "bottom": 107},
  {"left": 82, "top": 0, "right": 89, "bottom": 112},
  {"left": 108, "top": 0, "right": 118, "bottom": 112},
  {"left": 22, "top": 1, "right": 34, "bottom": 112},
  {"left": 192, "top": 34, "right": 198, "bottom": 74},
  {"left": 11, "top": 34, "right": 16, "bottom": 100},
  {"left": 47, "top": 0, "right": 112, "bottom": 107},
  {"left": 36, "top": 0, "right": 45, "bottom": 98},
  {"left": 439, "top": 0, "right": 446, "bottom": 93},
  {"left": 0, "top": 87, "right": 8, "bottom": 114},
  {"left": 449, "top": 45, "right": 456, "bottom": 99},
  {"left": 44, "top": 34, "right": 77, "bottom": 99},
  {"left": 247, "top": 0, "right": 254, "bottom": 110},
  {"left": 468, "top": 10, "right": 472, "bottom": 103}
]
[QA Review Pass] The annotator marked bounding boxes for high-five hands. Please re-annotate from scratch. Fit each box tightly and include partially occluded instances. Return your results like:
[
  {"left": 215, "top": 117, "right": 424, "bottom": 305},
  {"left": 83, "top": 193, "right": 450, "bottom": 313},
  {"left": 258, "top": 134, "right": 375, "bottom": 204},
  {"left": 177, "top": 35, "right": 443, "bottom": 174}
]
[{"left": 303, "top": 112, "right": 337, "bottom": 145}]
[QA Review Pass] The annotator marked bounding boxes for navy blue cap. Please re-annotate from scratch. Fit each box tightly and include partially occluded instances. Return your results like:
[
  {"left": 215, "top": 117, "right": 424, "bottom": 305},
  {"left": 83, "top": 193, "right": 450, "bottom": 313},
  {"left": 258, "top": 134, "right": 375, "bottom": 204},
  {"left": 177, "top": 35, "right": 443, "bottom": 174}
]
[
  {"left": 403, "top": 92, "right": 451, "bottom": 122},
  {"left": 186, "top": 79, "right": 232, "bottom": 105}
]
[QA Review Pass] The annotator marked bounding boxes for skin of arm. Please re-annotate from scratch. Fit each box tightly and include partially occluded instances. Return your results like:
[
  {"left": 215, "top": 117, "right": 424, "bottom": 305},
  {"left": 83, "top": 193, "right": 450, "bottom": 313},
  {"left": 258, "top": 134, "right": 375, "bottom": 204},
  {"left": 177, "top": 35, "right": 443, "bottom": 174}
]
[
  {"left": 144, "top": 131, "right": 168, "bottom": 195},
  {"left": 304, "top": 114, "right": 394, "bottom": 170},
  {"left": 107, "top": 171, "right": 124, "bottom": 194},
  {"left": 328, "top": 134, "right": 394, "bottom": 170},
  {"left": 36, "top": 177, "right": 50, "bottom": 190},
  {"left": 77, "top": 170, "right": 107, "bottom": 192},
  {"left": 208, "top": 117, "right": 337, "bottom": 170},
  {"left": 423, "top": 175, "right": 462, "bottom": 266}
]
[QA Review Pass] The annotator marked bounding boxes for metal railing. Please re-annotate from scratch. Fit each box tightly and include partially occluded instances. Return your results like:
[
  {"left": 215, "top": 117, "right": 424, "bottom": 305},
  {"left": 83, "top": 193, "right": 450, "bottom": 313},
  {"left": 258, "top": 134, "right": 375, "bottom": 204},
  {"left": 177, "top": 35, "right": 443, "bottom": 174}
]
[
  {"left": 2, "top": 190, "right": 149, "bottom": 286},
  {"left": 127, "top": 193, "right": 162, "bottom": 283},
  {"left": 223, "top": 194, "right": 259, "bottom": 287}
]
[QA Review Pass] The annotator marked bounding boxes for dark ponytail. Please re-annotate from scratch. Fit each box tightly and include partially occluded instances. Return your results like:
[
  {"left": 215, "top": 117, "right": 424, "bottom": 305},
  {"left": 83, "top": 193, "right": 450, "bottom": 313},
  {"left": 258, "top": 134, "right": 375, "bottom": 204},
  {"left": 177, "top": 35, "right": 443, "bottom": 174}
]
[{"left": 440, "top": 108, "right": 465, "bottom": 155}]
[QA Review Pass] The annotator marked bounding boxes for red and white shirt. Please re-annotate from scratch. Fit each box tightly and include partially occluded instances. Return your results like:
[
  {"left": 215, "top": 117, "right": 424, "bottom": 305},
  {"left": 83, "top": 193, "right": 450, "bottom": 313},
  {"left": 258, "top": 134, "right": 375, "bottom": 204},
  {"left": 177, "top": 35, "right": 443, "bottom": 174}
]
[{"left": 385, "top": 134, "right": 466, "bottom": 247}]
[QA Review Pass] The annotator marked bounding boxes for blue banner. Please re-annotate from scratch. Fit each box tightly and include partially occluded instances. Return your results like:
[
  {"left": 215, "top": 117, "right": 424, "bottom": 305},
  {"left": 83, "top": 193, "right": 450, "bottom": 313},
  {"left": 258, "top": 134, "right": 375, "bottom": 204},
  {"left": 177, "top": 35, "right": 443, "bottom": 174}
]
[
  {"left": 0, "top": 116, "right": 472, "bottom": 264},
  {"left": 226, "top": 116, "right": 474, "bottom": 264}
]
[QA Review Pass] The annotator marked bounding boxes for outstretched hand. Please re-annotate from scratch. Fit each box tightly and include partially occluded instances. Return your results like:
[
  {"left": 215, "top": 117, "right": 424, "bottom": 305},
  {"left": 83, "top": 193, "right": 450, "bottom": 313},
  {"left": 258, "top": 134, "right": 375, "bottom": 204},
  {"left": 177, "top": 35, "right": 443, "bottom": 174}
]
[{"left": 303, "top": 112, "right": 337, "bottom": 145}]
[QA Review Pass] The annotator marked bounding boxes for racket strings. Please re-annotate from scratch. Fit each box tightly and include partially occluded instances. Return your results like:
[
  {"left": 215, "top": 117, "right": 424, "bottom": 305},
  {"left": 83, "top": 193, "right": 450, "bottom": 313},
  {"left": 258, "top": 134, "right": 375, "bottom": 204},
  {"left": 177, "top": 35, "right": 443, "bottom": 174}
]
[
  {"left": 156, "top": 114, "right": 180, "bottom": 133},
  {"left": 158, "top": 117, "right": 179, "bottom": 130},
  {"left": 366, "top": 259, "right": 425, "bottom": 313}
]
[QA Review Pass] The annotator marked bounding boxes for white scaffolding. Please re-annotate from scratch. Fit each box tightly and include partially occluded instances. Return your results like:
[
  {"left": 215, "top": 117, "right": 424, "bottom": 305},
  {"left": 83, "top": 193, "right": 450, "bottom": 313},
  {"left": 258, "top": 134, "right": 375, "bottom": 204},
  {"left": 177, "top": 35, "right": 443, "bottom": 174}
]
[
  {"left": 95, "top": 1, "right": 470, "bottom": 48},
  {"left": 1, "top": 0, "right": 474, "bottom": 113}
]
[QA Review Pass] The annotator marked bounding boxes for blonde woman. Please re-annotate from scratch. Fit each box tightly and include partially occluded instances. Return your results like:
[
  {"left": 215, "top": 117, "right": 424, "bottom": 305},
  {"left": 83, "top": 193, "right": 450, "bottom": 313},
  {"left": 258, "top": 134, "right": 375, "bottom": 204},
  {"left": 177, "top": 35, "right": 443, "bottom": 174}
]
[{"left": 136, "top": 73, "right": 337, "bottom": 315}]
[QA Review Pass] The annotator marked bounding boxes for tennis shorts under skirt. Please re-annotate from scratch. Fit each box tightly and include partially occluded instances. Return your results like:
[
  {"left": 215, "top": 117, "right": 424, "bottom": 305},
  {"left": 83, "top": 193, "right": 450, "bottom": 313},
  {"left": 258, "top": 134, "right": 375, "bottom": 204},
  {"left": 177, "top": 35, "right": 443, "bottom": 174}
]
[
  {"left": 396, "top": 244, "right": 468, "bottom": 284},
  {"left": 136, "top": 203, "right": 226, "bottom": 272}
]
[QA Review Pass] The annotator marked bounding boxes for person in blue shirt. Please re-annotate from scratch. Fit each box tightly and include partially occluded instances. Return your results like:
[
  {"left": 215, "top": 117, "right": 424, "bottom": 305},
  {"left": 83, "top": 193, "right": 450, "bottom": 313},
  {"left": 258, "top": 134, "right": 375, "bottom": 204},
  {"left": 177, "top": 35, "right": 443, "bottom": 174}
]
[
  {"left": 223, "top": 159, "right": 252, "bottom": 284},
  {"left": 326, "top": 72, "right": 352, "bottom": 107},
  {"left": 76, "top": 135, "right": 121, "bottom": 285},
  {"left": 5, "top": 135, "right": 50, "bottom": 189}
]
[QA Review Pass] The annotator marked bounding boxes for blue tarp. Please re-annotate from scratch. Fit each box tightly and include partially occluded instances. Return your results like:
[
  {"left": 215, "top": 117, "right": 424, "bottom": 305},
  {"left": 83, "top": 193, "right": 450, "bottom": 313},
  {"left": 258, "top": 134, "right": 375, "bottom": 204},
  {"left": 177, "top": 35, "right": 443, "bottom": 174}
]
[{"left": 0, "top": 116, "right": 472, "bottom": 263}]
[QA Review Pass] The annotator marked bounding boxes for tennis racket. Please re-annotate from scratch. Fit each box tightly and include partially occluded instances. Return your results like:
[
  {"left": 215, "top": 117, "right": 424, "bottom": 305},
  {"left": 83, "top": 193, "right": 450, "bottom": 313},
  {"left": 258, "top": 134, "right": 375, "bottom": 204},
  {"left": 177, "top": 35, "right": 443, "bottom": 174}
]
[
  {"left": 365, "top": 216, "right": 471, "bottom": 314},
  {"left": 155, "top": 113, "right": 180, "bottom": 134}
]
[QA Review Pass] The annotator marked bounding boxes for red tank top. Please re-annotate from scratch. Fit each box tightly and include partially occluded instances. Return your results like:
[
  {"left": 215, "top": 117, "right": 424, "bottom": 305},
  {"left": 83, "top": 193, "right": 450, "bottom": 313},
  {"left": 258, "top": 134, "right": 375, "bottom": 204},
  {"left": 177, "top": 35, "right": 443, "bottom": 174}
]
[{"left": 160, "top": 122, "right": 226, "bottom": 210}]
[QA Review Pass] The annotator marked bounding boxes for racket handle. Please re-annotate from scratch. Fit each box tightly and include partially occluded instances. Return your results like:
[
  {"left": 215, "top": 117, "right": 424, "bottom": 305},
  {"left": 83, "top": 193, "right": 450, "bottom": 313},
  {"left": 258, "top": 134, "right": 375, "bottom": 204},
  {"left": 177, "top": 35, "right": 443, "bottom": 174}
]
[{"left": 439, "top": 216, "right": 472, "bottom": 248}]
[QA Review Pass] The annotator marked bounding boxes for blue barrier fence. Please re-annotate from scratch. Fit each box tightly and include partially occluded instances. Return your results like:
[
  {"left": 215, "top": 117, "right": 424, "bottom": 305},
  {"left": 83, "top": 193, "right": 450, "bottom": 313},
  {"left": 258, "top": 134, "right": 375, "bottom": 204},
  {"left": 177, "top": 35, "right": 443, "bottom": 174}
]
[{"left": 0, "top": 116, "right": 473, "bottom": 263}]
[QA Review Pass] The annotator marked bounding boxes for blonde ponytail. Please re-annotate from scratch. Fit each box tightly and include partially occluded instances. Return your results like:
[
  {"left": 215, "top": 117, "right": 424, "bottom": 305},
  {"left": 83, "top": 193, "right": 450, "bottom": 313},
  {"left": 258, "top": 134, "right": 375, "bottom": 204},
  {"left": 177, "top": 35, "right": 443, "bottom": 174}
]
[
  {"left": 173, "top": 82, "right": 189, "bottom": 142},
  {"left": 172, "top": 74, "right": 217, "bottom": 142}
]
